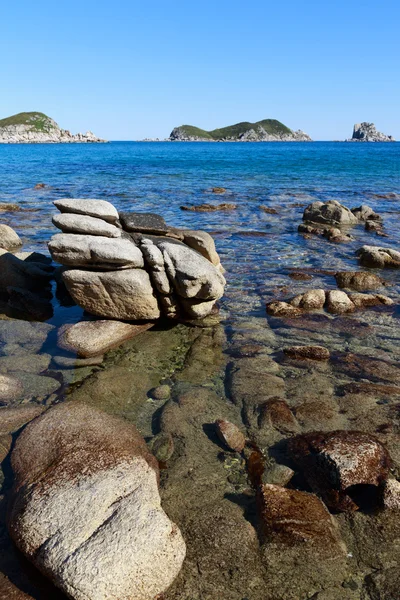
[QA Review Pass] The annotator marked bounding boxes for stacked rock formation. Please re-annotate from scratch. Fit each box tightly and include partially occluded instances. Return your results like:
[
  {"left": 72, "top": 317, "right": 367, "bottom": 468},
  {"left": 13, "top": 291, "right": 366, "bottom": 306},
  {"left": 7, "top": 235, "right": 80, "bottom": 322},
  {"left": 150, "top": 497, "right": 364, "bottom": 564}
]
[{"left": 48, "top": 199, "right": 225, "bottom": 321}]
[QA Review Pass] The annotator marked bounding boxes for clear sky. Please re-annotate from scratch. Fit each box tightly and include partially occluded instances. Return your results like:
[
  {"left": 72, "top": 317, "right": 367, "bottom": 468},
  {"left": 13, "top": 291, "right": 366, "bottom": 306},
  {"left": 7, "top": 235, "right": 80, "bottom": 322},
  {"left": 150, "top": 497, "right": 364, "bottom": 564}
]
[{"left": 1, "top": 0, "right": 399, "bottom": 140}]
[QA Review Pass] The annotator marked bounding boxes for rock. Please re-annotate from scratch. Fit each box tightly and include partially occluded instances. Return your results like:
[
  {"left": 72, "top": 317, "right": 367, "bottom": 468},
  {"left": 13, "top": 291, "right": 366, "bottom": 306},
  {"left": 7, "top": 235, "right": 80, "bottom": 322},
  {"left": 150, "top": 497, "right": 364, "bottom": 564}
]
[
  {"left": 14, "top": 251, "right": 52, "bottom": 264},
  {"left": 52, "top": 214, "right": 121, "bottom": 238},
  {"left": 288, "top": 271, "right": 313, "bottom": 281},
  {"left": 351, "top": 204, "right": 382, "bottom": 222},
  {"left": 0, "top": 405, "right": 44, "bottom": 435},
  {"left": 0, "top": 374, "right": 24, "bottom": 405},
  {"left": 0, "top": 203, "right": 20, "bottom": 212},
  {"left": 0, "top": 353, "right": 51, "bottom": 374},
  {"left": 0, "top": 224, "right": 22, "bottom": 250},
  {"left": 258, "top": 484, "right": 346, "bottom": 555},
  {"left": 8, "top": 402, "right": 186, "bottom": 600},
  {"left": 149, "top": 432, "right": 175, "bottom": 462},
  {"left": 182, "top": 230, "right": 220, "bottom": 266},
  {"left": 262, "top": 464, "right": 294, "bottom": 487},
  {"left": 290, "top": 289, "right": 326, "bottom": 310},
  {"left": 363, "top": 568, "right": 400, "bottom": 600},
  {"left": 180, "top": 203, "right": 237, "bottom": 212},
  {"left": 52, "top": 354, "right": 104, "bottom": 368},
  {"left": 288, "top": 430, "right": 391, "bottom": 511},
  {"left": 266, "top": 301, "right": 302, "bottom": 317},
  {"left": 357, "top": 245, "right": 400, "bottom": 268},
  {"left": 325, "top": 290, "right": 355, "bottom": 314},
  {"left": 0, "top": 320, "right": 53, "bottom": 350},
  {"left": 303, "top": 200, "right": 359, "bottom": 227},
  {"left": 348, "top": 292, "right": 393, "bottom": 308},
  {"left": 335, "top": 271, "right": 385, "bottom": 291},
  {"left": 365, "top": 219, "right": 386, "bottom": 235},
  {"left": 215, "top": 419, "right": 246, "bottom": 452},
  {"left": 382, "top": 479, "right": 400, "bottom": 510},
  {"left": 349, "top": 122, "right": 395, "bottom": 142},
  {"left": 119, "top": 212, "right": 169, "bottom": 234},
  {"left": 0, "top": 249, "right": 53, "bottom": 294},
  {"left": 283, "top": 345, "right": 330, "bottom": 360},
  {"left": 323, "top": 227, "right": 353, "bottom": 243},
  {"left": 259, "top": 399, "right": 300, "bottom": 434},
  {"left": 11, "top": 372, "right": 60, "bottom": 399},
  {"left": 7, "top": 287, "right": 54, "bottom": 321},
  {"left": 34, "top": 182, "right": 47, "bottom": 189},
  {"left": 58, "top": 320, "right": 153, "bottom": 357},
  {"left": 157, "top": 239, "right": 225, "bottom": 301},
  {"left": 211, "top": 187, "right": 226, "bottom": 193},
  {"left": 259, "top": 205, "right": 278, "bottom": 214},
  {"left": 148, "top": 385, "right": 171, "bottom": 400},
  {"left": 53, "top": 199, "right": 119, "bottom": 223},
  {"left": 48, "top": 233, "right": 144, "bottom": 268},
  {"left": 62, "top": 269, "right": 160, "bottom": 320}
]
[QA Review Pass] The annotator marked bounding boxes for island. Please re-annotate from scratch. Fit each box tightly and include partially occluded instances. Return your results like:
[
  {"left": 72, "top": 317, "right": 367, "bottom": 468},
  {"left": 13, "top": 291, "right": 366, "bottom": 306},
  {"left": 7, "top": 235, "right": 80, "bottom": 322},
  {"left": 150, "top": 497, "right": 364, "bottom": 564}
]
[
  {"left": 169, "top": 119, "right": 312, "bottom": 142},
  {"left": 0, "top": 112, "right": 106, "bottom": 143},
  {"left": 347, "top": 122, "right": 395, "bottom": 142}
]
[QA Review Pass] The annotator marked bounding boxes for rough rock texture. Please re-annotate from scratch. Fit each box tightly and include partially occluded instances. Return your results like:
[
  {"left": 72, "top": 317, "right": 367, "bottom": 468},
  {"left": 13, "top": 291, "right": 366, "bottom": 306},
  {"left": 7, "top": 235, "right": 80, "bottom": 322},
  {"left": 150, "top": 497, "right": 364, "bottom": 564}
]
[
  {"left": 351, "top": 204, "right": 382, "bottom": 222},
  {"left": 53, "top": 199, "right": 119, "bottom": 223},
  {"left": 58, "top": 320, "right": 153, "bottom": 357},
  {"left": 8, "top": 402, "right": 186, "bottom": 600},
  {"left": 325, "top": 290, "right": 356, "bottom": 314},
  {"left": 335, "top": 271, "right": 385, "bottom": 291},
  {"left": 348, "top": 292, "right": 393, "bottom": 308},
  {"left": 0, "top": 374, "right": 24, "bottom": 404},
  {"left": 215, "top": 419, "right": 246, "bottom": 452},
  {"left": 0, "top": 224, "right": 22, "bottom": 250},
  {"left": 53, "top": 214, "right": 122, "bottom": 238},
  {"left": 290, "top": 289, "right": 326, "bottom": 310},
  {"left": 283, "top": 345, "right": 330, "bottom": 360},
  {"left": 0, "top": 405, "right": 44, "bottom": 435},
  {"left": 349, "top": 122, "right": 395, "bottom": 142},
  {"left": 382, "top": 479, "right": 400, "bottom": 510},
  {"left": 266, "top": 301, "right": 302, "bottom": 318},
  {"left": 180, "top": 203, "right": 237, "bottom": 212},
  {"left": 49, "top": 234, "right": 144, "bottom": 268},
  {"left": 303, "top": 200, "right": 359, "bottom": 227},
  {"left": 62, "top": 268, "right": 161, "bottom": 321},
  {"left": 182, "top": 230, "right": 220, "bottom": 266},
  {"left": 288, "top": 430, "right": 391, "bottom": 511},
  {"left": 119, "top": 212, "right": 169, "bottom": 235},
  {"left": 357, "top": 245, "right": 400, "bottom": 268}
]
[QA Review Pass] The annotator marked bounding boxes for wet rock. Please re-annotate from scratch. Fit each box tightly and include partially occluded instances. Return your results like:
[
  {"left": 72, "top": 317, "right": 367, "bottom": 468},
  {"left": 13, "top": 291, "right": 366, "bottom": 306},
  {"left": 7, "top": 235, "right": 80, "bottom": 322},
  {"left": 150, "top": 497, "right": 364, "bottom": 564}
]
[
  {"left": 338, "top": 382, "right": 400, "bottom": 397},
  {"left": 357, "top": 245, "right": 400, "bottom": 268},
  {"left": 259, "top": 205, "right": 278, "bottom": 214},
  {"left": 325, "top": 290, "right": 355, "bottom": 314},
  {"left": 62, "top": 268, "right": 161, "bottom": 320},
  {"left": 324, "top": 227, "right": 353, "bottom": 243},
  {"left": 294, "top": 401, "right": 339, "bottom": 431},
  {"left": 0, "top": 405, "right": 44, "bottom": 435},
  {"left": 363, "top": 568, "right": 400, "bottom": 600},
  {"left": 7, "top": 287, "right": 54, "bottom": 321},
  {"left": 11, "top": 372, "right": 60, "bottom": 400},
  {"left": 54, "top": 199, "right": 119, "bottom": 224},
  {"left": 148, "top": 384, "right": 171, "bottom": 400},
  {"left": 283, "top": 345, "right": 330, "bottom": 360},
  {"left": 335, "top": 271, "right": 385, "bottom": 291},
  {"left": 8, "top": 402, "right": 186, "bottom": 600},
  {"left": 290, "top": 289, "right": 326, "bottom": 310},
  {"left": 303, "top": 200, "right": 359, "bottom": 226},
  {"left": 288, "top": 271, "right": 313, "bottom": 281},
  {"left": 288, "top": 430, "right": 391, "bottom": 511},
  {"left": 266, "top": 301, "right": 302, "bottom": 317},
  {"left": 34, "top": 183, "right": 47, "bottom": 189},
  {"left": 0, "top": 321, "right": 53, "bottom": 352},
  {"left": 211, "top": 187, "right": 226, "bottom": 194},
  {"left": 0, "top": 353, "right": 51, "bottom": 375},
  {"left": 0, "top": 224, "right": 22, "bottom": 250},
  {"left": 351, "top": 204, "right": 381, "bottom": 222},
  {"left": 52, "top": 213, "right": 122, "bottom": 238},
  {"left": 348, "top": 292, "right": 393, "bottom": 308},
  {"left": 382, "top": 479, "right": 400, "bottom": 510},
  {"left": 334, "top": 353, "right": 400, "bottom": 384},
  {"left": 58, "top": 320, "right": 153, "bottom": 358},
  {"left": 149, "top": 432, "right": 175, "bottom": 462},
  {"left": 182, "top": 230, "right": 220, "bottom": 266},
  {"left": 0, "top": 374, "right": 24, "bottom": 405},
  {"left": 262, "top": 464, "right": 294, "bottom": 486},
  {"left": 0, "top": 249, "right": 53, "bottom": 294},
  {"left": 52, "top": 354, "right": 104, "bottom": 368},
  {"left": 365, "top": 220, "right": 386, "bottom": 235},
  {"left": 49, "top": 233, "right": 144, "bottom": 268},
  {"left": 259, "top": 398, "right": 300, "bottom": 434},
  {"left": 119, "top": 212, "right": 169, "bottom": 235},
  {"left": 180, "top": 203, "right": 237, "bottom": 212},
  {"left": 0, "top": 202, "right": 20, "bottom": 212},
  {"left": 215, "top": 419, "right": 246, "bottom": 452}
]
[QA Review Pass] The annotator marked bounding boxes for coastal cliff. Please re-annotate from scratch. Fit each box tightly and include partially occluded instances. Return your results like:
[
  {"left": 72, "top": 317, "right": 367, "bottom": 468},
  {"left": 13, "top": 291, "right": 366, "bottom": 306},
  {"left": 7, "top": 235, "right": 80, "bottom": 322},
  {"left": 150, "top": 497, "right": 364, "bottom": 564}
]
[
  {"left": 348, "top": 122, "right": 395, "bottom": 142},
  {"left": 0, "top": 112, "right": 106, "bottom": 143},
  {"left": 169, "top": 119, "right": 312, "bottom": 141}
]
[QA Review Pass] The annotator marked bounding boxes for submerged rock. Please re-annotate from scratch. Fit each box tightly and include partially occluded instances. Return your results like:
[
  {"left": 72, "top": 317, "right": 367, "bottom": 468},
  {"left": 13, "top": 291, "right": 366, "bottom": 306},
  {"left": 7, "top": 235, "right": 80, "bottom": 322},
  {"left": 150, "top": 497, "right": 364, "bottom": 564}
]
[
  {"left": 215, "top": 418, "right": 246, "bottom": 452},
  {"left": 8, "top": 402, "right": 186, "bottom": 600},
  {"left": 288, "top": 430, "right": 391, "bottom": 511},
  {"left": 357, "top": 245, "right": 400, "bottom": 268},
  {"left": 0, "top": 374, "right": 24, "bottom": 405},
  {"left": 58, "top": 320, "right": 153, "bottom": 357},
  {"left": 180, "top": 203, "right": 237, "bottom": 212},
  {"left": 283, "top": 345, "right": 330, "bottom": 360},
  {"left": 335, "top": 271, "right": 385, "bottom": 291}
]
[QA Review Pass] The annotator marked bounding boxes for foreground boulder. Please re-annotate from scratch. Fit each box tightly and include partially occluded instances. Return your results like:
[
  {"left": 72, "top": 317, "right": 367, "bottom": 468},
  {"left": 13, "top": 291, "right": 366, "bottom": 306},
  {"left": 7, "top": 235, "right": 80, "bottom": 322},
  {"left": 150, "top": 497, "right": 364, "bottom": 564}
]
[
  {"left": 8, "top": 402, "right": 186, "bottom": 600},
  {"left": 303, "top": 200, "right": 358, "bottom": 227},
  {"left": 335, "top": 271, "right": 385, "bottom": 291},
  {"left": 288, "top": 430, "right": 391, "bottom": 511},
  {"left": 357, "top": 245, "right": 400, "bottom": 268},
  {"left": 0, "top": 224, "right": 22, "bottom": 250}
]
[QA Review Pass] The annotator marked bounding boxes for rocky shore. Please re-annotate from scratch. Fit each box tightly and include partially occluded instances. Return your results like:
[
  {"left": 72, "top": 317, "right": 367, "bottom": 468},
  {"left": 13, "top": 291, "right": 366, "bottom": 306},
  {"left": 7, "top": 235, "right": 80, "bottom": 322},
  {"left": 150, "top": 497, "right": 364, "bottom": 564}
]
[
  {"left": 347, "top": 122, "right": 395, "bottom": 142},
  {"left": 0, "top": 191, "right": 400, "bottom": 600},
  {"left": 0, "top": 112, "right": 106, "bottom": 143}
]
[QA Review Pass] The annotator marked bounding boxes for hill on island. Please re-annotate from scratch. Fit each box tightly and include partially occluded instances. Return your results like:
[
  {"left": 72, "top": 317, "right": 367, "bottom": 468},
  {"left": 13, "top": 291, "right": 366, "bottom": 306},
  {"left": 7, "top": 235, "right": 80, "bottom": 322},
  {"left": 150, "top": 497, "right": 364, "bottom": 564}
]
[
  {"left": 0, "top": 112, "right": 105, "bottom": 143},
  {"left": 170, "top": 119, "right": 312, "bottom": 141}
]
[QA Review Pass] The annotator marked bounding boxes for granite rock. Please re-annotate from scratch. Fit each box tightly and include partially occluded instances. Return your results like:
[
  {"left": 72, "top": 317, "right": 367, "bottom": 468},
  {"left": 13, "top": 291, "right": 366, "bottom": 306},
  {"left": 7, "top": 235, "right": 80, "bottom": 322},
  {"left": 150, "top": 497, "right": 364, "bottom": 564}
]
[
  {"left": 0, "top": 224, "right": 22, "bottom": 250},
  {"left": 303, "top": 200, "right": 359, "bottom": 227},
  {"left": 52, "top": 214, "right": 121, "bottom": 238},
  {"left": 54, "top": 199, "right": 119, "bottom": 224},
  {"left": 357, "top": 245, "right": 400, "bottom": 268},
  {"left": 49, "top": 234, "right": 144, "bottom": 268}
]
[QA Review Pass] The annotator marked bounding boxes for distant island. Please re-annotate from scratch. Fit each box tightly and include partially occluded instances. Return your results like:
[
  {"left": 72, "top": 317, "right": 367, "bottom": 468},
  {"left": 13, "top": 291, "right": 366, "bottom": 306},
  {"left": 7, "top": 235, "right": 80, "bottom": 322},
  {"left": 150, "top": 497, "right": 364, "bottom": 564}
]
[
  {"left": 0, "top": 112, "right": 106, "bottom": 143},
  {"left": 347, "top": 122, "right": 395, "bottom": 142},
  {"left": 169, "top": 119, "right": 312, "bottom": 142}
]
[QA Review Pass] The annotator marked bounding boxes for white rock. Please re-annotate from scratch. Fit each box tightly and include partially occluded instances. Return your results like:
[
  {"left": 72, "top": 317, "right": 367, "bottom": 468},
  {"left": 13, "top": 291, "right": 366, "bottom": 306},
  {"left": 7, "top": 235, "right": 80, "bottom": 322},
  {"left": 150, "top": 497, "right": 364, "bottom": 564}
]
[
  {"left": 52, "top": 214, "right": 121, "bottom": 238},
  {"left": 0, "top": 224, "right": 22, "bottom": 250},
  {"left": 49, "top": 234, "right": 144, "bottom": 268},
  {"left": 54, "top": 199, "right": 119, "bottom": 223},
  {"left": 183, "top": 230, "right": 220, "bottom": 265},
  {"left": 325, "top": 290, "right": 355, "bottom": 314},
  {"left": 0, "top": 374, "right": 24, "bottom": 404}
]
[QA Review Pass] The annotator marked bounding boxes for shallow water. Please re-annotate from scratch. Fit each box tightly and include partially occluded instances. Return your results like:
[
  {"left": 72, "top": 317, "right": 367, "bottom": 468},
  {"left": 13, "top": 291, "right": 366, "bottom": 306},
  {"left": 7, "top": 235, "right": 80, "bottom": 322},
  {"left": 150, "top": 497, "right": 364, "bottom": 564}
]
[{"left": 0, "top": 141, "right": 400, "bottom": 599}]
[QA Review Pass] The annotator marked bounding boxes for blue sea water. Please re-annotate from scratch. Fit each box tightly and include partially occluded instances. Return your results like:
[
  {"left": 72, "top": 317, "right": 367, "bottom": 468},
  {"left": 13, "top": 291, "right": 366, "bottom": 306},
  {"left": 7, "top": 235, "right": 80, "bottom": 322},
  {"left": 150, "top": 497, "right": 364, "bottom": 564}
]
[{"left": 1, "top": 141, "right": 399, "bottom": 322}]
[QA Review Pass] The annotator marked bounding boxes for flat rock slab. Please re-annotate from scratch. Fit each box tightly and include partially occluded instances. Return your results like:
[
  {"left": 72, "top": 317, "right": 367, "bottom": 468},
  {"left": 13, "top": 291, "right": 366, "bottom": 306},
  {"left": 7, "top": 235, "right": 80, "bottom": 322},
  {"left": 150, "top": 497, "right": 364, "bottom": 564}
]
[
  {"left": 0, "top": 374, "right": 24, "bottom": 404},
  {"left": 49, "top": 234, "right": 144, "bottom": 268},
  {"left": 8, "top": 402, "right": 186, "bottom": 600},
  {"left": 0, "top": 353, "right": 51, "bottom": 374},
  {"left": 52, "top": 214, "right": 121, "bottom": 238},
  {"left": 0, "top": 404, "right": 44, "bottom": 435},
  {"left": 58, "top": 320, "right": 153, "bottom": 358},
  {"left": 54, "top": 199, "right": 119, "bottom": 224},
  {"left": 119, "top": 212, "right": 169, "bottom": 234}
]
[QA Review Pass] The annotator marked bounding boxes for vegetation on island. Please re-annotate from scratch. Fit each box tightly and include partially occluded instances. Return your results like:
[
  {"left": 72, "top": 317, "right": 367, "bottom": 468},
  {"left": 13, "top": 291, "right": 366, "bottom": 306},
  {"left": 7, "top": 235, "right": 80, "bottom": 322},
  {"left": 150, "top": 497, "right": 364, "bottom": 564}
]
[
  {"left": 173, "top": 119, "right": 293, "bottom": 140},
  {"left": 0, "top": 112, "right": 55, "bottom": 132}
]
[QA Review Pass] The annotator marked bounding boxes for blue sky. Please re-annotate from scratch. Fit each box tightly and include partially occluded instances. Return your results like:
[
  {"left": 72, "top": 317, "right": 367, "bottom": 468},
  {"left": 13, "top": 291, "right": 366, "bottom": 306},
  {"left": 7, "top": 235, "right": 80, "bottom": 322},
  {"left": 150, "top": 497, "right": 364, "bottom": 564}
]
[{"left": 1, "top": 0, "right": 399, "bottom": 140}]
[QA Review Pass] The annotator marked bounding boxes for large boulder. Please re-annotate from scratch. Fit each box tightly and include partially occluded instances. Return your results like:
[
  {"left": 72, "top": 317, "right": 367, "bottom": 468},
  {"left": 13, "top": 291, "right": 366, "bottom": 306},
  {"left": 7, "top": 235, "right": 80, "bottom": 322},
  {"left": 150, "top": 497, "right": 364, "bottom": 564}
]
[
  {"left": 62, "top": 268, "right": 161, "bottom": 320},
  {"left": 8, "top": 402, "right": 186, "bottom": 600},
  {"left": 0, "top": 224, "right": 22, "bottom": 250},
  {"left": 303, "top": 200, "right": 359, "bottom": 227},
  {"left": 53, "top": 199, "right": 119, "bottom": 223},
  {"left": 0, "top": 249, "right": 53, "bottom": 294},
  {"left": 335, "top": 271, "right": 385, "bottom": 291},
  {"left": 357, "top": 245, "right": 400, "bottom": 268},
  {"left": 52, "top": 214, "right": 122, "bottom": 238}
]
